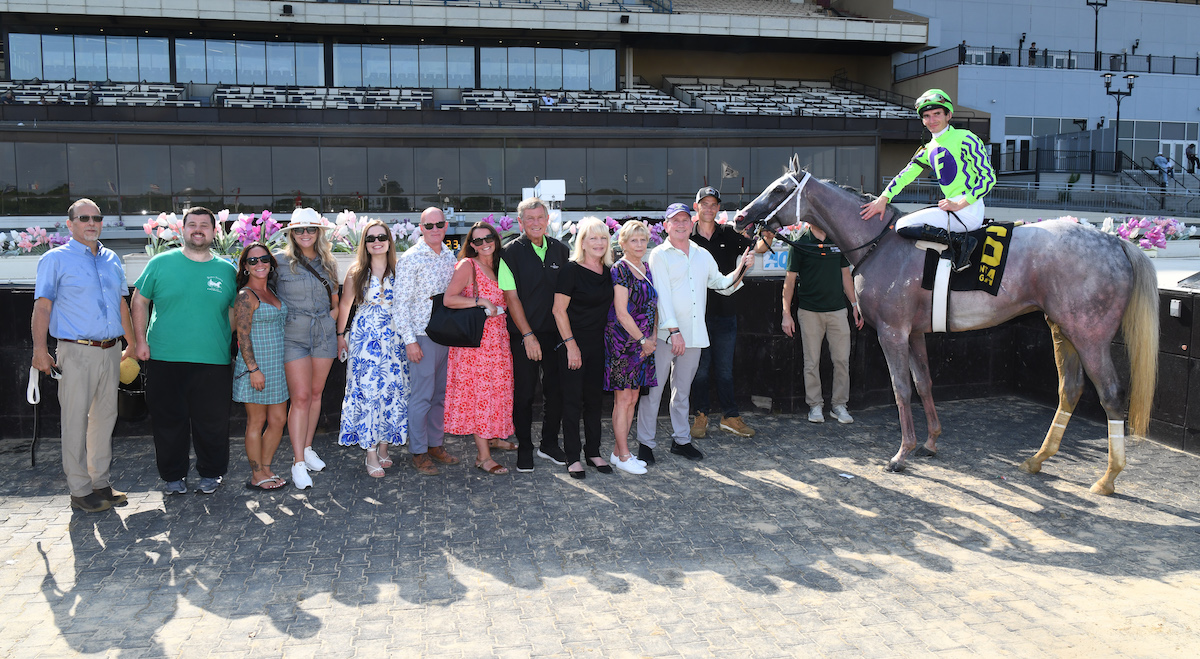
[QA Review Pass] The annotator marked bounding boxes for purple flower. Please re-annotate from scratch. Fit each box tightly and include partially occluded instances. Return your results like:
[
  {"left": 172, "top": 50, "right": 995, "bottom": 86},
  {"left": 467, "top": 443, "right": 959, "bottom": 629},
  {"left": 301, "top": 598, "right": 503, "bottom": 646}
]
[{"left": 498, "top": 215, "right": 515, "bottom": 232}]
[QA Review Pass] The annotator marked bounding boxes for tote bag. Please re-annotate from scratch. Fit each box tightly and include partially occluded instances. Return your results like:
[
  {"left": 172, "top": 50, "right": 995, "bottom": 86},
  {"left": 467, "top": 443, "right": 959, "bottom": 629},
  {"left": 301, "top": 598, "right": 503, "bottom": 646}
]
[{"left": 425, "top": 263, "right": 487, "bottom": 348}]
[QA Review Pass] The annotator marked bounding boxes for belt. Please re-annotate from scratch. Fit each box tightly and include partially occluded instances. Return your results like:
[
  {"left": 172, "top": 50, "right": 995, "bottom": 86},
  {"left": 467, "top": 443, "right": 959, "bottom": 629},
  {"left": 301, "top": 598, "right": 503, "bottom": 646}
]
[{"left": 63, "top": 338, "right": 120, "bottom": 349}]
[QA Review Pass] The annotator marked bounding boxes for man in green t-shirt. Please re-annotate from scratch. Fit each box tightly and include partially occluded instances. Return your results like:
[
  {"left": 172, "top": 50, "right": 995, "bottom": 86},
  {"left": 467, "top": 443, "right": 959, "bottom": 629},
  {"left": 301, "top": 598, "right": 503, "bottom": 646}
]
[
  {"left": 132, "top": 207, "right": 237, "bottom": 495},
  {"left": 781, "top": 224, "right": 863, "bottom": 425}
]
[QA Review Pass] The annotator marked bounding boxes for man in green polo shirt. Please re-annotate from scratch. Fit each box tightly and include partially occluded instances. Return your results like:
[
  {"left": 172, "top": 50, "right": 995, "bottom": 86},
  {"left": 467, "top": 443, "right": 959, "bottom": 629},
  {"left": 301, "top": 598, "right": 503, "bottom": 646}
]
[
  {"left": 132, "top": 207, "right": 237, "bottom": 495},
  {"left": 780, "top": 223, "right": 863, "bottom": 425}
]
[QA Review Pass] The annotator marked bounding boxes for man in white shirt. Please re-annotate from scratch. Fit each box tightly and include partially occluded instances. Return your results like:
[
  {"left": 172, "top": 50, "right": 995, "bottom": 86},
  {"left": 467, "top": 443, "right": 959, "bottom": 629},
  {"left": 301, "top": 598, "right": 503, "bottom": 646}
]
[{"left": 636, "top": 203, "right": 753, "bottom": 463}]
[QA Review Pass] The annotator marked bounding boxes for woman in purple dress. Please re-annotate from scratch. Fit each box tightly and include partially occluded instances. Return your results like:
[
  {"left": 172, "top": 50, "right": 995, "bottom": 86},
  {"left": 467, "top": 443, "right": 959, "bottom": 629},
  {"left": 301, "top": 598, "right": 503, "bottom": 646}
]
[{"left": 604, "top": 221, "right": 657, "bottom": 475}]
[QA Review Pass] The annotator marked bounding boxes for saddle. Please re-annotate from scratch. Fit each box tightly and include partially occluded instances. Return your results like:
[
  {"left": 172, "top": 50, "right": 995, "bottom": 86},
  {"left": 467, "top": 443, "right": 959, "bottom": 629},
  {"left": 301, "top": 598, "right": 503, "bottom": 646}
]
[{"left": 912, "top": 222, "right": 1016, "bottom": 332}]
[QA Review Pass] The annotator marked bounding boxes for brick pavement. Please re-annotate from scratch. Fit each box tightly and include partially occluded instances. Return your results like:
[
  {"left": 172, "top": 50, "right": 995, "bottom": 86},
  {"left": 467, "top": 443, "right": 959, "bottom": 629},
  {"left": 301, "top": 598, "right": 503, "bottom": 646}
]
[{"left": 1, "top": 396, "right": 1198, "bottom": 657}]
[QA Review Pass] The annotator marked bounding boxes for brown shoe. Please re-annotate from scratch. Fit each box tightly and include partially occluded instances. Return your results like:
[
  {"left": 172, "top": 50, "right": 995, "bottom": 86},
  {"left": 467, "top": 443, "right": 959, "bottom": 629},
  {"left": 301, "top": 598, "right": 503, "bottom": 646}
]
[
  {"left": 412, "top": 453, "right": 439, "bottom": 475},
  {"left": 719, "top": 415, "right": 756, "bottom": 437},
  {"left": 690, "top": 412, "right": 708, "bottom": 439},
  {"left": 428, "top": 446, "right": 460, "bottom": 465},
  {"left": 93, "top": 486, "right": 127, "bottom": 505},
  {"left": 70, "top": 492, "right": 112, "bottom": 513}
]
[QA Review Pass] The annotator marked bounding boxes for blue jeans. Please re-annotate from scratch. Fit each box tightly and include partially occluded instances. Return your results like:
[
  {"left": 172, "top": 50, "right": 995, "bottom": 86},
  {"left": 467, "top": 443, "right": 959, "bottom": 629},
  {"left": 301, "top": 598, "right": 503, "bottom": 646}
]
[{"left": 691, "top": 313, "right": 739, "bottom": 419}]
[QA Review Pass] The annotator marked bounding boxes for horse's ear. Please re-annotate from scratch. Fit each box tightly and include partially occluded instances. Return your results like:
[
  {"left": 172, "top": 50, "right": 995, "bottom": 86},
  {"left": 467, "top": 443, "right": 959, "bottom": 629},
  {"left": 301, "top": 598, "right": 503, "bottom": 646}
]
[{"left": 789, "top": 154, "right": 800, "bottom": 173}]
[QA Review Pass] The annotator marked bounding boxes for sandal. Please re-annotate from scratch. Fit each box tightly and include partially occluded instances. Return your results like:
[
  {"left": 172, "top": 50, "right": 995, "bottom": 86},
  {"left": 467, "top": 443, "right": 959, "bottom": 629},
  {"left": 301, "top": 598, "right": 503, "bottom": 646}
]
[
  {"left": 366, "top": 453, "right": 385, "bottom": 478},
  {"left": 245, "top": 476, "right": 286, "bottom": 491},
  {"left": 488, "top": 439, "right": 517, "bottom": 451},
  {"left": 378, "top": 445, "right": 394, "bottom": 468},
  {"left": 475, "top": 459, "right": 509, "bottom": 475}
]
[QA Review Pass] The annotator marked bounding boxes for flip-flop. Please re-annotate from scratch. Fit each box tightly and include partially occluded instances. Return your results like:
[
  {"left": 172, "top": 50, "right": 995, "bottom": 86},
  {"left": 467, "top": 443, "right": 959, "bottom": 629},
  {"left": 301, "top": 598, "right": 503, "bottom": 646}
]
[{"left": 245, "top": 477, "right": 286, "bottom": 491}]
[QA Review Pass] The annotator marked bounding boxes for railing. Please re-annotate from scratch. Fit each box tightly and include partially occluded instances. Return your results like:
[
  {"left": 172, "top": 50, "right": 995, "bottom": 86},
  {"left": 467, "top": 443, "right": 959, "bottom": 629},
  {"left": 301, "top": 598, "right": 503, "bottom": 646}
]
[
  {"left": 276, "top": 0, "right": 661, "bottom": 10},
  {"left": 895, "top": 43, "right": 1200, "bottom": 82},
  {"left": 642, "top": 0, "right": 672, "bottom": 12},
  {"left": 992, "top": 149, "right": 1119, "bottom": 175},
  {"left": 884, "top": 178, "right": 1200, "bottom": 216}
]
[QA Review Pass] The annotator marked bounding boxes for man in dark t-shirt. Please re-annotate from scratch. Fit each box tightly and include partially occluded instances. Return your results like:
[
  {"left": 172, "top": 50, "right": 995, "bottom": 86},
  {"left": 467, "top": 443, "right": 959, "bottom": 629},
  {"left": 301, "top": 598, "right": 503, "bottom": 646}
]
[{"left": 780, "top": 224, "right": 863, "bottom": 425}]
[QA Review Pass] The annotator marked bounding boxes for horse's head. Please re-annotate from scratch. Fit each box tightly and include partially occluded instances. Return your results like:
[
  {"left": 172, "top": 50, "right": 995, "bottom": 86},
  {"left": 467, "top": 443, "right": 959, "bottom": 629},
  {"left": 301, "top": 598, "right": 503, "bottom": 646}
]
[{"left": 735, "top": 153, "right": 811, "bottom": 236}]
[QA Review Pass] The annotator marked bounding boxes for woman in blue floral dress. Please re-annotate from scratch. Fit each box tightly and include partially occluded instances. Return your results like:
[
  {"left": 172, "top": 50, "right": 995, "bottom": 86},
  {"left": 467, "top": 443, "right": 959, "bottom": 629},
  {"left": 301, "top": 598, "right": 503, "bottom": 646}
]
[{"left": 335, "top": 220, "right": 409, "bottom": 477}]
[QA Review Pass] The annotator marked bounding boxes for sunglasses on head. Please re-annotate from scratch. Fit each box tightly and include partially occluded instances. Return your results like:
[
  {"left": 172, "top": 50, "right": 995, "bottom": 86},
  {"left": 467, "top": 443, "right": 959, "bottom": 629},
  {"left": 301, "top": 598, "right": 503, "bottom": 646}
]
[
  {"left": 470, "top": 235, "right": 496, "bottom": 246},
  {"left": 363, "top": 233, "right": 390, "bottom": 244},
  {"left": 293, "top": 226, "right": 319, "bottom": 235},
  {"left": 422, "top": 221, "right": 447, "bottom": 230},
  {"left": 245, "top": 255, "right": 271, "bottom": 266},
  {"left": 73, "top": 214, "right": 103, "bottom": 223}
]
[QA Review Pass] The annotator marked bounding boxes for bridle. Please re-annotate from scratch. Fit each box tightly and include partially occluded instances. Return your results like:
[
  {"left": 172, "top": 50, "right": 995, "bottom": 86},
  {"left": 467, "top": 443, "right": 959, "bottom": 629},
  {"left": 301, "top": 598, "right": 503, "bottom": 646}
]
[{"left": 757, "top": 171, "right": 811, "bottom": 230}]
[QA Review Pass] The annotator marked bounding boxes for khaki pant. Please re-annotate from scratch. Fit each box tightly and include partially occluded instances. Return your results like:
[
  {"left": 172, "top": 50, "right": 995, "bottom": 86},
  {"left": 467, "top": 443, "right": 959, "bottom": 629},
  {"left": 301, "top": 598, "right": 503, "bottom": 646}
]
[
  {"left": 636, "top": 342, "right": 702, "bottom": 449},
  {"left": 56, "top": 341, "right": 120, "bottom": 497},
  {"left": 796, "top": 309, "right": 850, "bottom": 409}
]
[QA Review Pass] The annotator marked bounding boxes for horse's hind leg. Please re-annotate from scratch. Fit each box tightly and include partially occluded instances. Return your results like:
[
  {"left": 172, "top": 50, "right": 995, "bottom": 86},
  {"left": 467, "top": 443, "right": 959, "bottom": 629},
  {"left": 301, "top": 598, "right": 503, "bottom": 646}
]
[
  {"left": 908, "top": 334, "right": 942, "bottom": 457},
  {"left": 1073, "top": 339, "right": 1127, "bottom": 496},
  {"left": 1020, "top": 321, "right": 1085, "bottom": 475}
]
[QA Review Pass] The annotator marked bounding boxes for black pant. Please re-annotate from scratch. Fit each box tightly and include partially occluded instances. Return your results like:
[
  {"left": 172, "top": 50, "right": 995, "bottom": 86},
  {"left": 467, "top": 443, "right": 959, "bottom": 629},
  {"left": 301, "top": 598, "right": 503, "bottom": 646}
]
[
  {"left": 558, "top": 332, "right": 604, "bottom": 465},
  {"left": 146, "top": 360, "right": 232, "bottom": 482},
  {"left": 511, "top": 329, "right": 563, "bottom": 459}
]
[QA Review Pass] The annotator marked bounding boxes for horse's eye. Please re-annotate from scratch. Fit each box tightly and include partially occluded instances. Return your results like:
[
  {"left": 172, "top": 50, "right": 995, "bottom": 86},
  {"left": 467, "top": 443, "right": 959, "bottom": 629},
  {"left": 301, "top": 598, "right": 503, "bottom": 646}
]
[{"left": 774, "top": 185, "right": 786, "bottom": 194}]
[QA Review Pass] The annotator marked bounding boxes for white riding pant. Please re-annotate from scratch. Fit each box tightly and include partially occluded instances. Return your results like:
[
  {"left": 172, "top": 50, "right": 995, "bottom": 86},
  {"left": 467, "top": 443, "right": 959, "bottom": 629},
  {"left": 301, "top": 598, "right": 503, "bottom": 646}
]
[{"left": 894, "top": 199, "right": 985, "bottom": 233}]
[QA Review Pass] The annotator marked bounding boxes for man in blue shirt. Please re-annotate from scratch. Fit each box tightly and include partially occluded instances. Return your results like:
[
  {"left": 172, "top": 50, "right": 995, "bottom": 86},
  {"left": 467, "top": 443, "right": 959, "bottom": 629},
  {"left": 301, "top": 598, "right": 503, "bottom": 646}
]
[{"left": 32, "top": 199, "right": 136, "bottom": 513}]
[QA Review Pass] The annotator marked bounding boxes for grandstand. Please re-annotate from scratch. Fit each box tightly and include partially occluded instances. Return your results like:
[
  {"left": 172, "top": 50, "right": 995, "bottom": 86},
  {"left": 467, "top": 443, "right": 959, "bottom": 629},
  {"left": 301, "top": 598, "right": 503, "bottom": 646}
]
[{"left": 665, "top": 77, "right": 910, "bottom": 118}]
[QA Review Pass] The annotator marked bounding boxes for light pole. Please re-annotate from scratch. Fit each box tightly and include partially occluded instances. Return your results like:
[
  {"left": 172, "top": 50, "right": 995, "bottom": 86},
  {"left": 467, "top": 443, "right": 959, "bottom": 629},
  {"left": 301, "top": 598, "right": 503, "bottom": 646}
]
[
  {"left": 1103, "top": 72, "right": 1135, "bottom": 171},
  {"left": 1087, "top": 0, "right": 1107, "bottom": 71}
]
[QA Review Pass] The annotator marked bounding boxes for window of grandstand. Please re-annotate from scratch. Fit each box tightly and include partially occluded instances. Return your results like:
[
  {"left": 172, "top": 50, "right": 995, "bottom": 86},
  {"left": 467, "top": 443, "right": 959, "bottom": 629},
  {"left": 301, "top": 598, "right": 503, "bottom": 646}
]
[
  {"left": 10, "top": 33, "right": 172, "bottom": 83},
  {"left": 175, "top": 39, "right": 325, "bottom": 86}
]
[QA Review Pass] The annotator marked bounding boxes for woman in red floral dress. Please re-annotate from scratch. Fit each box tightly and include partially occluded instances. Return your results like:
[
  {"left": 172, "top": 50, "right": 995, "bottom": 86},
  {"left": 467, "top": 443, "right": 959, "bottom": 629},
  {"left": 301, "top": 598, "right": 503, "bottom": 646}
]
[{"left": 443, "top": 221, "right": 515, "bottom": 475}]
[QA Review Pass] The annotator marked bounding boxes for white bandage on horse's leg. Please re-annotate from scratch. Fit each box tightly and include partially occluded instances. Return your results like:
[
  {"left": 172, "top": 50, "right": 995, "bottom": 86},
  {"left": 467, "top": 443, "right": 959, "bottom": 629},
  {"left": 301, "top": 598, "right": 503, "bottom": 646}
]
[
  {"left": 1108, "top": 419, "right": 1126, "bottom": 467},
  {"left": 1051, "top": 410, "right": 1072, "bottom": 430}
]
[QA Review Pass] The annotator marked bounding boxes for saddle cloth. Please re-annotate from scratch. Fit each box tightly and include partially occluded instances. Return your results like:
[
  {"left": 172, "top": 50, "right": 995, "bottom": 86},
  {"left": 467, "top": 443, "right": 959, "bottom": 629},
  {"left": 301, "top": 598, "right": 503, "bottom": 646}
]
[{"left": 920, "top": 222, "right": 1015, "bottom": 296}]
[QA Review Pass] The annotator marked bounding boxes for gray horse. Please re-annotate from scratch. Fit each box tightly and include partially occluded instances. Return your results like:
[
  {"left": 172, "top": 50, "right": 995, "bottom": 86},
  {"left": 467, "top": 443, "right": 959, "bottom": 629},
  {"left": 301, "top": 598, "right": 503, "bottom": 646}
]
[{"left": 736, "top": 156, "right": 1158, "bottom": 495}]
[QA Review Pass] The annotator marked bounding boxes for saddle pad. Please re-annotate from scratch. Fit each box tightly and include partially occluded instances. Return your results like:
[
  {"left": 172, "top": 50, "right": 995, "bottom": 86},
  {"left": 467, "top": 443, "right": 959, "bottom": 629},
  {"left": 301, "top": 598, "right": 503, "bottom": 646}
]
[{"left": 921, "top": 222, "right": 1015, "bottom": 296}]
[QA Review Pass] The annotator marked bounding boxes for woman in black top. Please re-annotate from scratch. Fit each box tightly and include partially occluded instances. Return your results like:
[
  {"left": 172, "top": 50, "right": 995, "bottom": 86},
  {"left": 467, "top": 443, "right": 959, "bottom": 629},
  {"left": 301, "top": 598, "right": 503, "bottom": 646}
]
[{"left": 552, "top": 218, "right": 616, "bottom": 479}]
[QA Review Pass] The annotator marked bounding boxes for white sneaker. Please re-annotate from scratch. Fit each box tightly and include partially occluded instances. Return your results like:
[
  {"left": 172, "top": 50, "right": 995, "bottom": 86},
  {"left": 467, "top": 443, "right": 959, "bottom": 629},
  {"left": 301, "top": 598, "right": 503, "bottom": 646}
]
[
  {"left": 292, "top": 463, "right": 313, "bottom": 490},
  {"left": 807, "top": 406, "right": 825, "bottom": 423},
  {"left": 303, "top": 447, "right": 325, "bottom": 472},
  {"left": 831, "top": 405, "right": 854, "bottom": 424},
  {"left": 610, "top": 452, "right": 647, "bottom": 474}
]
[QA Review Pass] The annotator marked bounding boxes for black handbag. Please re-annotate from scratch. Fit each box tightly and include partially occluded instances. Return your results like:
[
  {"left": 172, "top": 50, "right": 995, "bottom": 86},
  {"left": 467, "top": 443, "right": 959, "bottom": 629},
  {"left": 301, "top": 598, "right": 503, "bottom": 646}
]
[{"left": 425, "top": 263, "right": 487, "bottom": 348}]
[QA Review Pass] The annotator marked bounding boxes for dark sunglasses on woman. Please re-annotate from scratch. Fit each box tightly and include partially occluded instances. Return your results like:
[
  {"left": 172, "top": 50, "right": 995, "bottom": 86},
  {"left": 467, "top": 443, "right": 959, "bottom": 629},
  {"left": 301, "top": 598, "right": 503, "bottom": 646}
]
[
  {"left": 293, "top": 226, "right": 319, "bottom": 235},
  {"left": 363, "top": 234, "right": 390, "bottom": 244},
  {"left": 470, "top": 235, "right": 496, "bottom": 246},
  {"left": 245, "top": 255, "right": 271, "bottom": 265}
]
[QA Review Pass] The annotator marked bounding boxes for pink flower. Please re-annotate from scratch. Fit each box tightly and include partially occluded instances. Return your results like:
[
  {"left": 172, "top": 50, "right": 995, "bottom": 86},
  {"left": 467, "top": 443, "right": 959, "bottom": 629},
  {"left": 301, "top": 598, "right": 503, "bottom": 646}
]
[{"left": 498, "top": 216, "right": 515, "bottom": 232}]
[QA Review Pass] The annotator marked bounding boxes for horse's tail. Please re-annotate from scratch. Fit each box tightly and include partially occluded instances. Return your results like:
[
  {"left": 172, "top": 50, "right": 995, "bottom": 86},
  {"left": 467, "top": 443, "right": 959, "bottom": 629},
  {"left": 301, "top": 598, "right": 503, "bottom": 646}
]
[{"left": 1118, "top": 239, "right": 1159, "bottom": 437}]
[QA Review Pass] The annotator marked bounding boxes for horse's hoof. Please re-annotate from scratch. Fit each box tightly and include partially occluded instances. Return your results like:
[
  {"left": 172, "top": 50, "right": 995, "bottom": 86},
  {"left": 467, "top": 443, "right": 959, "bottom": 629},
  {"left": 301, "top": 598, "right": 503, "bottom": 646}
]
[
  {"left": 913, "top": 446, "right": 937, "bottom": 458},
  {"left": 886, "top": 460, "right": 906, "bottom": 473},
  {"left": 1018, "top": 459, "right": 1041, "bottom": 474},
  {"left": 1089, "top": 480, "right": 1116, "bottom": 496}
]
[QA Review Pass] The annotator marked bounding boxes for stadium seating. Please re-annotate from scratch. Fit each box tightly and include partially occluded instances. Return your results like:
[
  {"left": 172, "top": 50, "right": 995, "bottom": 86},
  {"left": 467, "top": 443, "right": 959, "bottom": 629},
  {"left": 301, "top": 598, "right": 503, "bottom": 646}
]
[
  {"left": 0, "top": 81, "right": 199, "bottom": 107},
  {"left": 665, "top": 77, "right": 910, "bottom": 118},
  {"left": 670, "top": 0, "right": 824, "bottom": 17},
  {"left": 214, "top": 86, "right": 431, "bottom": 110}
]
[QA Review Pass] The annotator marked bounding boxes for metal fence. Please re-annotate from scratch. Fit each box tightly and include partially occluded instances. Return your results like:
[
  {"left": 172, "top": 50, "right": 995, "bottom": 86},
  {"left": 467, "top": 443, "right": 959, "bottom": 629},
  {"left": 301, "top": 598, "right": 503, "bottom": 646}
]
[
  {"left": 896, "top": 44, "right": 1200, "bottom": 82},
  {"left": 884, "top": 178, "right": 1200, "bottom": 217}
]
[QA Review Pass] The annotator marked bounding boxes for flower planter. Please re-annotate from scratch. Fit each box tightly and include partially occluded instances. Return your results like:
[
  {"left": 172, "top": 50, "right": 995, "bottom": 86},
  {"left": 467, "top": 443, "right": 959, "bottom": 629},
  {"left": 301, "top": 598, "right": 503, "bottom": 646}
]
[
  {"left": 1156, "top": 240, "right": 1200, "bottom": 259},
  {"left": 1141, "top": 247, "right": 1157, "bottom": 258},
  {"left": 0, "top": 255, "right": 42, "bottom": 285},
  {"left": 123, "top": 254, "right": 152, "bottom": 286}
]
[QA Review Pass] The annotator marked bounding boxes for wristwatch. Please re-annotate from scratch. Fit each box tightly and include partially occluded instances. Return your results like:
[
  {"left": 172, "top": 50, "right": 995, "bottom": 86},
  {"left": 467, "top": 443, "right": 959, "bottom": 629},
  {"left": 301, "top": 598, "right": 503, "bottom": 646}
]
[{"left": 637, "top": 336, "right": 648, "bottom": 346}]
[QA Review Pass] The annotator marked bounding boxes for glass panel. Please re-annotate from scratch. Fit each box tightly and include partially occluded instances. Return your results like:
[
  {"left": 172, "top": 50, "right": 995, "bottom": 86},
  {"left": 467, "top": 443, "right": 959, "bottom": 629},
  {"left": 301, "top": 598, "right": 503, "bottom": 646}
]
[
  {"left": 320, "top": 147, "right": 368, "bottom": 196},
  {"left": 587, "top": 148, "right": 627, "bottom": 195},
  {"left": 391, "top": 45, "right": 419, "bottom": 87},
  {"left": 1135, "top": 121, "right": 1161, "bottom": 140},
  {"left": 508, "top": 48, "right": 535, "bottom": 89},
  {"left": 367, "top": 147, "right": 415, "bottom": 212},
  {"left": 75, "top": 36, "right": 108, "bottom": 82},
  {"left": 562, "top": 49, "right": 589, "bottom": 90},
  {"left": 480, "top": 47, "right": 507, "bottom": 88},
  {"left": 459, "top": 147, "right": 504, "bottom": 211},
  {"left": 139, "top": 38, "right": 170, "bottom": 83},
  {"left": 707, "top": 147, "right": 751, "bottom": 198},
  {"left": 546, "top": 148, "right": 587, "bottom": 196},
  {"left": 206, "top": 40, "right": 237, "bottom": 84},
  {"left": 414, "top": 147, "right": 459, "bottom": 207},
  {"left": 333, "top": 44, "right": 362, "bottom": 87},
  {"left": 1132, "top": 140, "right": 1157, "bottom": 165},
  {"left": 1031, "top": 117, "right": 1059, "bottom": 136},
  {"left": 171, "top": 144, "right": 222, "bottom": 198},
  {"left": 835, "top": 146, "right": 876, "bottom": 191},
  {"left": 16, "top": 143, "right": 68, "bottom": 215},
  {"left": 751, "top": 147, "right": 793, "bottom": 192},
  {"left": 236, "top": 41, "right": 267, "bottom": 85},
  {"left": 0, "top": 143, "right": 19, "bottom": 216},
  {"left": 105, "top": 37, "right": 139, "bottom": 82},
  {"left": 589, "top": 49, "right": 616, "bottom": 91},
  {"left": 266, "top": 43, "right": 296, "bottom": 86},
  {"left": 795, "top": 146, "right": 837, "bottom": 179},
  {"left": 362, "top": 44, "right": 389, "bottom": 87},
  {"left": 625, "top": 195, "right": 665, "bottom": 212},
  {"left": 667, "top": 147, "right": 707, "bottom": 195},
  {"left": 222, "top": 145, "right": 271, "bottom": 211},
  {"left": 175, "top": 39, "right": 207, "bottom": 84},
  {"left": 1188, "top": 123, "right": 1198, "bottom": 141},
  {"left": 118, "top": 144, "right": 172, "bottom": 214},
  {"left": 627, "top": 148, "right": 666, "bottom": 195},
  {"left": 535, "top": 48, "right": 562, "bottom": 90},
  {"left": 1004, "top": 116, "right": 1033, "bottom": 136},
  {"left": 446, "top": 46, "right": 475, "bottom": 88},
  {"left": 41, "top": 35, "right": 75, "bottom": 81},
  {"left": 67, "top": 144, "right": 118, "bottom": 196},
  {"left": 9, "top": 34, "right": 42, "bottom": 80},
  {"left": 1161, "top": 122, "right": 1186, "bottom": 141},
  {"left": 272, "top": 147, "right": 321, "bottom": 206},
  {"left": 295, "top": 43, "right": 324, "bottom": 87},
  {"left": 504, "top": 146, "right": 545, "bottom": 196},
  {"left": 419, "top": 45, "right": 447, "bottom": 88}
]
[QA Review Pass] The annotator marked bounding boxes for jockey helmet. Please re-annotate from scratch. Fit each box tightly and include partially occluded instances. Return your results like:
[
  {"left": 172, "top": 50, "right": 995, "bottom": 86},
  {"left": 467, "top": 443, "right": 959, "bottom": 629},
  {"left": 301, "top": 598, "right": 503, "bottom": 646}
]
[{"left": 915, "top": 89, "right": 954, "bottom": 116}]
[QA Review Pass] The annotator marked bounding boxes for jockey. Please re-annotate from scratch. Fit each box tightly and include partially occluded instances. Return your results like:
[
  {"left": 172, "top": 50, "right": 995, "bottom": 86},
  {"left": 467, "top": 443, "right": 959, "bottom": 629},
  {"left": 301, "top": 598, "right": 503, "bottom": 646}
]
[{"left": 860, "top": 89, "right": 996, "bottom": 271}]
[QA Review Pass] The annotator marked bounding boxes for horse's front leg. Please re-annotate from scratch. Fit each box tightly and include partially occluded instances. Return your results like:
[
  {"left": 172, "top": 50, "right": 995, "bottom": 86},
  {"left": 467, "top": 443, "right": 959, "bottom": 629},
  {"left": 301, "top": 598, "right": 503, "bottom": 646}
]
[
  {"left": 906, "top": 333, "right": 941, "bottom": 457},
  {"left": 877, "top": 327, "right": 918, "bottom": 472}
]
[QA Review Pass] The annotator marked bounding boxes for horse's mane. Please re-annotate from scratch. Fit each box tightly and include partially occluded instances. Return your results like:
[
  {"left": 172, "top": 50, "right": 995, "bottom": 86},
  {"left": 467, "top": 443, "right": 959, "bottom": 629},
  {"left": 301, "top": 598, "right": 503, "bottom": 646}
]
[{"left": 799, "top": 174, "right": 908, "bottom": 222}]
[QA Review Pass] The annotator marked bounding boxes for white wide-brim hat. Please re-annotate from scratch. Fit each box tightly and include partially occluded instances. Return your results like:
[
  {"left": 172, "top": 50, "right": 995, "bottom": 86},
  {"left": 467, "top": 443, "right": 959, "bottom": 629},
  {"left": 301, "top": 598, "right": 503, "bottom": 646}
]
[{"left": 283, "top": 207, "right": 332, "bottom": 231}]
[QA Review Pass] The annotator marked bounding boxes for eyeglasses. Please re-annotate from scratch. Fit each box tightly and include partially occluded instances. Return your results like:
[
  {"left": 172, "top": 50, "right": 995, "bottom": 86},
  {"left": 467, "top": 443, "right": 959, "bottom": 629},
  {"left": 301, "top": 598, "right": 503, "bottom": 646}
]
[
  {"left": 73, "top": 215, "right": 103, "bottom": 223},
  {"left": 363, "top": 234, "right": 390, "bottom": 244},
  {"left": 470, "top": 235, "right": 497, "bottom": 246},
  {"left": 245, "top": 255, "right": 271, "bottom": 266},
  {"left": 422, "top": 221, "right": 447, "bottom": 230},
  {"left": 293, "top": 226, "right": 319, "bottom": 235}
]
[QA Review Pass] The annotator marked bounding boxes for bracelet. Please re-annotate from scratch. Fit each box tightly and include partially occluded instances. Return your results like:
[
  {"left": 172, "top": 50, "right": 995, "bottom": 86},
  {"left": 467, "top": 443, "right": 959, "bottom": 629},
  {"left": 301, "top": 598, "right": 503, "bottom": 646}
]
[
  {"left": 563, "top": 336, "right": 575, "bottom": 344},
  {"left": 247, "top": 366, "right": 260, "bottom": 374},
  {"left": 522, "top": 331, "right": 534, "bottom": 339},
  {"left": 475, "top": 296, "right": 480, "bottom": 307},
  {"left": 336, "top": 331, "right": 346, "bottom": 336},
  {"left": 668, "top": 329, "right": 680, "bottom": 336}
]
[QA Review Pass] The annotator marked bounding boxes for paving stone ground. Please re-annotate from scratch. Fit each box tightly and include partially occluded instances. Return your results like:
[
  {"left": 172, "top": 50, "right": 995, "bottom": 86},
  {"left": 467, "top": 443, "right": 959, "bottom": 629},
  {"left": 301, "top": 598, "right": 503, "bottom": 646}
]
[{"left": 1, "top": 395, "right": 1199, "bottom": 658}]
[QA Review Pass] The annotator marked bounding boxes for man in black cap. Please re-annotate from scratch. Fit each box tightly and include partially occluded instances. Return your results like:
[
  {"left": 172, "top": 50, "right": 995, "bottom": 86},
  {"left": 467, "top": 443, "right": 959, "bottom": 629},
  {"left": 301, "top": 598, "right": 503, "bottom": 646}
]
[{"left": 687, "top": 186, "right": 772, "bottom": 439}]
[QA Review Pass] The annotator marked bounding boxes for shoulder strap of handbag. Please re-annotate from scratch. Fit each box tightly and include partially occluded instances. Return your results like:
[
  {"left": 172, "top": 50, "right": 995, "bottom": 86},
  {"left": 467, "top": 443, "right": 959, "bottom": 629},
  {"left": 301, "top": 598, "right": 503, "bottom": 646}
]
[
  {"left": 298, "top": 258, "right": 333, "bottom": 307},
  {"left": 471, "top": 258, "right": 481, "bottom": 300}
]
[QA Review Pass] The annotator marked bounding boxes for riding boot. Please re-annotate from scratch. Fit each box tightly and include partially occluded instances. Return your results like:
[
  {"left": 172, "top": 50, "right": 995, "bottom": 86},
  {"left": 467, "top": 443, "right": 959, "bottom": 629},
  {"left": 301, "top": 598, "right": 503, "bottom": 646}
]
[
  {"left": 949, "top": 233, "right": 978, "bottom": 272},
  {"left": 896, "top": 224, "right": 977, "bottom": 272}
]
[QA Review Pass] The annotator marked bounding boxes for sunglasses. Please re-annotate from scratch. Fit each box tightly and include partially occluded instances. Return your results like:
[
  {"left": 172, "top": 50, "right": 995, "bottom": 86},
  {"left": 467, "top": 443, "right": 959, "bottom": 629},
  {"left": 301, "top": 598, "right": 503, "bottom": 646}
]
[
  {"left": 470, "top": 235, "right": 497, "bottom": 246},
  {"left": 363, "top": 234, "right": 390, "bottom": 244},
  {"left": 293, "top": 226, "right": 319, "bottom": 235},
  {"left": 422, "top": 221, "right": 447, "bottom": 230},
  {"left": 73, "top": 215, "right": 103, "bottom": 223},
  {"left": 245, "top": 255, "right": 271, "bottom": 266}
]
